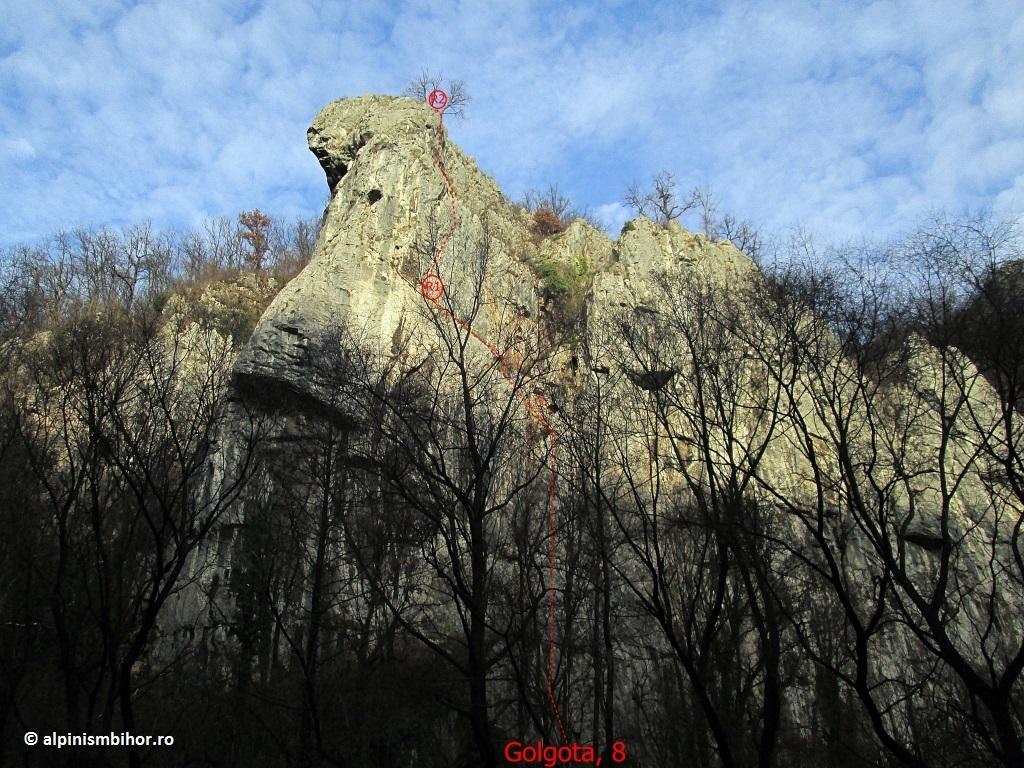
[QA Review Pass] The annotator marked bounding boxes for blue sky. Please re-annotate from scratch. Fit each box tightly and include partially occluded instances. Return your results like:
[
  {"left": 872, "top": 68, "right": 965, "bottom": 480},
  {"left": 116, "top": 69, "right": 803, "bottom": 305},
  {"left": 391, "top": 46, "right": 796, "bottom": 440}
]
[{"left": 1, "top": 0, "right": 1022, "bottom": 248}]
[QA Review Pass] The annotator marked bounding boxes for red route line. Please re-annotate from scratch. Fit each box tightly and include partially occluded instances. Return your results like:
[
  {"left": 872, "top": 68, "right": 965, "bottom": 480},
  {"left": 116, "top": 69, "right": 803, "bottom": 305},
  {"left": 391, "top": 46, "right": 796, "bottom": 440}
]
[
  {"left": 429, "top": 113, "right": 458, "bottom": 277},
  {"left": 420, "top": 93, "right": 569, "bottom": 745}
]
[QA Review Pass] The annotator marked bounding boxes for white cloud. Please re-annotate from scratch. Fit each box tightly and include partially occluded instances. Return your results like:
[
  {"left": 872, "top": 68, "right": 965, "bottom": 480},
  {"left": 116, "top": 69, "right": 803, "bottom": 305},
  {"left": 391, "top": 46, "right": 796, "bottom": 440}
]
[
  {"left": 3, "top": 138, "right": 36, "bottom": 159},
  {"left": 994, "top": 174, "right": 1024, "bottom": 223},
  {"left": 594, "top": 202, "right": 630, "bottom": 236},
  {"left": 0, "top": 0, "right": 1022, "bottom": 248}
]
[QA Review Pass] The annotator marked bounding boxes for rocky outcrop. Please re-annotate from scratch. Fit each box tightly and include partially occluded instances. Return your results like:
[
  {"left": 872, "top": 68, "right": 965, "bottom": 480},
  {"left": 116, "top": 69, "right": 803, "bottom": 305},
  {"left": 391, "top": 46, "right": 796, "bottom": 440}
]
[
  {"left": 231, "top": 95, "right": 1012, "bottom": 550},
  {"left": 240, "top": 96, "right": 542, "bottom": 395},
  {"left": 210, "top": 96, "right": 1022, "bottom": 760},
  {"left": 235, "top": 95, "right": 753, "bottom": 416}
]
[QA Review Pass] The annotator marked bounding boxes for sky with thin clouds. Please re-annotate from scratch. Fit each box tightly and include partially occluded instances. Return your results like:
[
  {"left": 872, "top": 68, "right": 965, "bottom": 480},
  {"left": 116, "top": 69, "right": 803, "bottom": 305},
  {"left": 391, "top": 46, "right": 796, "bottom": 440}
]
[{"left": 1, "top": 0, "right": 1022, "bottom": 248}]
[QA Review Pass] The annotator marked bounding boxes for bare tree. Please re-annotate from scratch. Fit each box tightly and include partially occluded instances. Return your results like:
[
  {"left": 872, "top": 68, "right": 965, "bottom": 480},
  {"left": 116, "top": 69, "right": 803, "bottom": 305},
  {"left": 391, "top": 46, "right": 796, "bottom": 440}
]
[
  {"left": 574, "top": 267, "right": 796, "bottom": 767},
  {"left": 748, "top": 224, "right": 1024, "bottom": 767},
  {"left": 4, "top": 309, "right": 261, "bottom": 768},
  {"left": 558, "top": 327, "right": 632, "bottom": 762},
  {"left": 717, "top": 213, "right": 764, "bottom": 263},
  {"left": 623, "top": 174, "right": 764, "bottom": 260},
  {"left": 305, "top": 223, "right": 564, "bottom": 766},
  {"left": 625, "top": 171, "right": 694, "bottom": 226},
  {"left": 521, "top": 184, "right": 575, "bottom": 222},
  {"left": 519, "top": 183, "right": 603, "bottom": 234},
  {"left": 403, "top": 69, "right": 471, "bottom": 119}
]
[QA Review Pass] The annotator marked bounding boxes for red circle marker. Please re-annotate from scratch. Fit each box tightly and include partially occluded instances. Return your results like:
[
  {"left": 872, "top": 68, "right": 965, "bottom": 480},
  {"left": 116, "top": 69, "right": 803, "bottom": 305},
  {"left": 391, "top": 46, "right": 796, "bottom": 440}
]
[
  {"left": 427, "top": 88, "right": 448, "bottom": 112},
  {"left": 420, "top": 273, "right": 444, "bottom": 302}
]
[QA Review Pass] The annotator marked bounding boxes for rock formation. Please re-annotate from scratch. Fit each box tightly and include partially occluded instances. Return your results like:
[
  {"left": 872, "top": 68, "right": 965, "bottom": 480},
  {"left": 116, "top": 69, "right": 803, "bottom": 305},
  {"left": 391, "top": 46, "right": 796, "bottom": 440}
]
[{"left": 182, "top": 94, "right": 1022, "bottom": 765}]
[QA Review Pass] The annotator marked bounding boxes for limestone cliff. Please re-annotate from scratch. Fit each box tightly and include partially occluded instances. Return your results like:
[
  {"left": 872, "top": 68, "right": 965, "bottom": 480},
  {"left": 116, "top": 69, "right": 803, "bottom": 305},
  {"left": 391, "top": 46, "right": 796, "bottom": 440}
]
[
  {"left": 233, "top": 94, "right": 1016, "bottom": 568},
  {"left": 233, "top": 94, "right": 752, "bottom": 407},
  {"left": 208, "top": 96, "right": 1021, "bottom": 759}
]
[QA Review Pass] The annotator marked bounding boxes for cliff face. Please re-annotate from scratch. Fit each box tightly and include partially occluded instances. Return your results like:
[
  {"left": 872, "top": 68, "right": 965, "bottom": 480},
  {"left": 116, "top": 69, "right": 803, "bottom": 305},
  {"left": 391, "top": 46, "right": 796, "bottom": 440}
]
[
  {"left": 7, "top": 94, "right": 1021, "bottom": 767},
  {"left": 234, "top": 94, "right": 752, "bottom": 405},
  {"left": 238, "top": 95, "right": 545, "bottom": 392},
  {"left": 232, "top": 93, "right": 1013, "bottom": 577},
  {"left": 201, "top": 95, "right": 1021, "bottom": 763}
]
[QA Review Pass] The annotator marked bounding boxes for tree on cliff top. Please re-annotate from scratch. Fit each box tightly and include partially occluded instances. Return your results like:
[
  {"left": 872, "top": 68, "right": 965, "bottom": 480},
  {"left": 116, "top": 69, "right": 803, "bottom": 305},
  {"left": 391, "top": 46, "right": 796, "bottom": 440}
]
[{"left": 403, "top": 69, "right": 471, "bottom": 119}]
